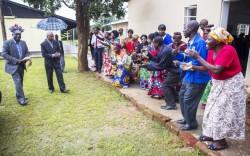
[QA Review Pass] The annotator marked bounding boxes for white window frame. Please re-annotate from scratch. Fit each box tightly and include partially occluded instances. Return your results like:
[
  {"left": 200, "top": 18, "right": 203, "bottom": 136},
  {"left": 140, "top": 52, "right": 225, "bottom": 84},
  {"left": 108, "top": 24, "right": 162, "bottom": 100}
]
[
  {"left": 184, "top": 5, "right": 197, "bottom": 24},
  {"left": 237, "top": 24, "right": 249, "bottom": 36}
]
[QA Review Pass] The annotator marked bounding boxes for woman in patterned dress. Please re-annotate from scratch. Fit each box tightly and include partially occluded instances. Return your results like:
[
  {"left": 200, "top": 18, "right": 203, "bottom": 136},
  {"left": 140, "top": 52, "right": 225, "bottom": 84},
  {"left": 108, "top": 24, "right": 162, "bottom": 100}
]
[
  {"left": 100, "top": 32, "right": 111, "bottom": 76},
  {"left": 112, "top": 44, "right": 132, "bottom": 88},
  {"left": 187, "top": 27, "right": 246, "bottom": 150},
  {"left": 136, "top": 34, "right": 151, "bottom": 89},
  {"left": 147, "top": 32, "right": 166, "bottom": 99}
]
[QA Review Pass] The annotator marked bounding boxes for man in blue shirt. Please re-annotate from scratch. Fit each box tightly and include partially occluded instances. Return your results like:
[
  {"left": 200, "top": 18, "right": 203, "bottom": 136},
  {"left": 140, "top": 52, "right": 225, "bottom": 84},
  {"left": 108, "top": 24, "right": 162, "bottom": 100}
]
[{"left": 173, "top": 20, "right": 211, "bottom": 130}]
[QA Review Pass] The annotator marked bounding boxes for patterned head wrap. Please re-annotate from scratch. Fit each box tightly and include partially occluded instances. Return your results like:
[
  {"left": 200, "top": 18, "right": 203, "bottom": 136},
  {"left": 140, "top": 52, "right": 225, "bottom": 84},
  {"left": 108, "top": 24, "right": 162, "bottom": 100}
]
[
  {"left": 9, "top": 24, "right": 24, "bottom": 35},
  {"left": 209, "top": 27, "right": 234, "bottom": 44}
]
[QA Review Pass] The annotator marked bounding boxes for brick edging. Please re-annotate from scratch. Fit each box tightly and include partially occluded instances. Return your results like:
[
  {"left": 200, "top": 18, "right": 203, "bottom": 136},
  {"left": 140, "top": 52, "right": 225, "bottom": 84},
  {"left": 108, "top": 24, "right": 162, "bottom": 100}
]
[{"left": 95, "top": 73, "right": 221, "bottom": 156}]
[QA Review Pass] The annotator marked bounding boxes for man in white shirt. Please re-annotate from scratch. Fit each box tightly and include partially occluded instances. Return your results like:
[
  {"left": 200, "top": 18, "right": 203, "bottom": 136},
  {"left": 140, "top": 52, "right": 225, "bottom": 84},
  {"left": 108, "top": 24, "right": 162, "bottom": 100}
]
[{"left": 91, "top": 27, "right": 104, "bottom": 73}]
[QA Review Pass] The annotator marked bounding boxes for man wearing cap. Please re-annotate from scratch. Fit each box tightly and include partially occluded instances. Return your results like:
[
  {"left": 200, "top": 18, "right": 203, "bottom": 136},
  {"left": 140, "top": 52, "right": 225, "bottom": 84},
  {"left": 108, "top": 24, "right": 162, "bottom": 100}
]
[{"left": 2, "top": 24, "right": 30, "bottom": 105}]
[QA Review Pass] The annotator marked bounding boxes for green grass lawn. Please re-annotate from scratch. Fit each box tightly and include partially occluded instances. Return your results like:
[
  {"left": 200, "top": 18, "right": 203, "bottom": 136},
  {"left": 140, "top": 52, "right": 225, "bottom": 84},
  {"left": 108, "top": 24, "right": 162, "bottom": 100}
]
[{"left": 0, "top": 57, "right": 201, "bottom": 156}]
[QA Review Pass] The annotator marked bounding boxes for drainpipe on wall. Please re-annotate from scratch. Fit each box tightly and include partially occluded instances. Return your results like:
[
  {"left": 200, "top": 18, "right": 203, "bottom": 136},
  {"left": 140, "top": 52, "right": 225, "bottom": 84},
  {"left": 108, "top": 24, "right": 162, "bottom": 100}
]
[
  {"left": 0, "top": 0, "right": 7, "bottom": 41},
  {"left": 220, "top": 0, "right": 230, "bottom": 28}
]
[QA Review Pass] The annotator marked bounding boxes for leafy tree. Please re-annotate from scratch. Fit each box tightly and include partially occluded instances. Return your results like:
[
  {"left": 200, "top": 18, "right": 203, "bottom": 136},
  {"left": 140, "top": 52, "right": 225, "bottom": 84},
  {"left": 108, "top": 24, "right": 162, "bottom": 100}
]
[
  {"left": 23, "top": 0, "right": 127, "bottom": 72},
  {"left": 91, "top": 15, "right": 116, "bottom": 31}
]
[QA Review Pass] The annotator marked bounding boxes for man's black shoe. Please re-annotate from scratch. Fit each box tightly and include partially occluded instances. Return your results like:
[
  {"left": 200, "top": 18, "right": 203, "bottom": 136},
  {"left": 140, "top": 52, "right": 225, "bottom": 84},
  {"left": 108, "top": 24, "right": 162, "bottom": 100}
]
[
  {"left": 61, "top": 89, "right": 69, "bottom": 93},
  {"left": 160, "top": 105, "right": 177, "bottom": 110},
  {"left": 49, "top": 89, "right": 54, "bottom": 93},
  {"left": 25, "top": 97, "right": 28, "bottom": 100},
  {"left": 176, "top": 119, "right": 187, "bottom": 124},
  {"left": 180, "top": 124, "right": 198, "bottom": 131},
  {"left": 18, "top": 100, "right": 27, "bottom": 105}
]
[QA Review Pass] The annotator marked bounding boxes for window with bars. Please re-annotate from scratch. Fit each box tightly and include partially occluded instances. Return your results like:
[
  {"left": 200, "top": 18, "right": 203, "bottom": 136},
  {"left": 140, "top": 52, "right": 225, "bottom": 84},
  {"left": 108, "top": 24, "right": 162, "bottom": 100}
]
[
  {"left": 184, "top": 5, "right": 197, "bottom": 24},
  {"left": 237, "top": 24, "right": 249, "bottom": 36}
]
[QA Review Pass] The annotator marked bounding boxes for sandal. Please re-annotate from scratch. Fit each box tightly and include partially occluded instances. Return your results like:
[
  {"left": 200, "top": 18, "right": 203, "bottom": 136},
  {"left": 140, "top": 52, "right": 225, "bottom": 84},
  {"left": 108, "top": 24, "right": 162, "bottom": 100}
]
[
  {"left": 151, "top": 95, "right": 162, "bottom": 99},
  {"left": 199, "top": 135, "right": 214, "bottom": 141},
  {"left": 207, "top": 142, "right": 228, "bottom": 151}
]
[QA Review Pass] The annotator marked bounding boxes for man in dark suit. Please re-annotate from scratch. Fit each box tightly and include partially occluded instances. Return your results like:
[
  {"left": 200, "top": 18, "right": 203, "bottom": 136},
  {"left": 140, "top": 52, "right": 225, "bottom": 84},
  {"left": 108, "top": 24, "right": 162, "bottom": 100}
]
[
  {"left": 2, "top": 24, "right": 30, "bottom": 105},
  {"left": 41, "top": 32, "right": 69, "bottom": 93},
  {"left": 55, "top": 34, "right": 66, "bottom": 73}
]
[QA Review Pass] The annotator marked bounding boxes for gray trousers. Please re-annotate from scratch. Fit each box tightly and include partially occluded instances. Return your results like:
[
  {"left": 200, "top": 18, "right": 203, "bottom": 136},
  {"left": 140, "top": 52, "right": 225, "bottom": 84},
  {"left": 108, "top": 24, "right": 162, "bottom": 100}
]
[
  {"left": 60, "top": 55, "right": 65, "bottom": 72},
  {"left": 12, "top": 66, "right": 25, "bottom": 102},
  {"left": 179, "top": 82, "right": 207, "bottom": 127}
]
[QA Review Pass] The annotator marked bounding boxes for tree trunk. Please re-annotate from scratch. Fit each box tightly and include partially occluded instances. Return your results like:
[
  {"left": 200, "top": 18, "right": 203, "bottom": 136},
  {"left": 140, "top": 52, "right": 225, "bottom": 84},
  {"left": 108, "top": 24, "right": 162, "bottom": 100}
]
[
  {"left": 0, "top": 0, "right": 7, "bottom": 41},
  {"left": 76, "top": 0, "right": 90, "bottom": 72}
]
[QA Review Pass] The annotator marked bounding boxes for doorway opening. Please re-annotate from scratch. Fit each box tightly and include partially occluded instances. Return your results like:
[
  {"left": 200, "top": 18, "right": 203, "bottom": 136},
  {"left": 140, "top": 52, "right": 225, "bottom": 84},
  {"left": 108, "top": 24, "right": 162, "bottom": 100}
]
[{"left": 227, "top": 0, "right": 250, "bottom": 76}]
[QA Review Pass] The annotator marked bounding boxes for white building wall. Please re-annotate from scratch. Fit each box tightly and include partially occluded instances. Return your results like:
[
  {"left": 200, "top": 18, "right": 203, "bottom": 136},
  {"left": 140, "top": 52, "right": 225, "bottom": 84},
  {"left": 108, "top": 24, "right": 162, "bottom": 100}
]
[
  {"left": 128, "top": 0, "right": 222, "bottom": 38},
  {"left": 0, "top": 18, "right": 61, "bottom": 52}
]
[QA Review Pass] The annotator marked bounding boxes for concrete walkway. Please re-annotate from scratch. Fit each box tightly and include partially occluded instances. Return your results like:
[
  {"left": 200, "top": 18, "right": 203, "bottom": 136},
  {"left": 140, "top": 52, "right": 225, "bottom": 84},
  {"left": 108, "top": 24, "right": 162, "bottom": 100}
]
[{"left": 88, "top": 56, "right": 250, "bottom": 156}]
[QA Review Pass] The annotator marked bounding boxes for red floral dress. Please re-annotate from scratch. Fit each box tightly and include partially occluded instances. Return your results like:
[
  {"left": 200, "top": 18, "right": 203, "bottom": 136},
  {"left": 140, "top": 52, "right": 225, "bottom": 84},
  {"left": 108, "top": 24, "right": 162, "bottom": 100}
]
[{"left": 147, "top": 47, "right": 166, "bottom": 98}]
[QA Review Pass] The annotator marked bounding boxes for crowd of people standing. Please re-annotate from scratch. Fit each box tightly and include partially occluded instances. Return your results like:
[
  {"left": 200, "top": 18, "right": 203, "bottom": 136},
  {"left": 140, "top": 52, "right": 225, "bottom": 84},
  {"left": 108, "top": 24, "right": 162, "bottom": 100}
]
[
  {"left": 0, "top": 19, "right": 247, "bottom": 152},
  {"left": 89, "top": 19, "right": 247, "bottom": 151}
]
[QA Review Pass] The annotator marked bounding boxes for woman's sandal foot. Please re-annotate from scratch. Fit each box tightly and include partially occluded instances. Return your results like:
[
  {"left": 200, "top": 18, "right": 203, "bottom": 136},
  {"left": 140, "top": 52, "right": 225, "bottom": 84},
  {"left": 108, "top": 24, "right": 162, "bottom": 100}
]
[
  {"left": 207, "top": 142, "right": 228, "bottom": 151},
  {"left": 199, "top": 135, "right": 214, "bottom": 141}
]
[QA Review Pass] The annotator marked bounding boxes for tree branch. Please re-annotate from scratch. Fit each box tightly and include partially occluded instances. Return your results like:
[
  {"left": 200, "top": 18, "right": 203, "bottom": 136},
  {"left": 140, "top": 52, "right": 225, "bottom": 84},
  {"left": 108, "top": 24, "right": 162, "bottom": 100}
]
[{"left": 60, "top": 0, "right": 76, "bottom": 10}]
